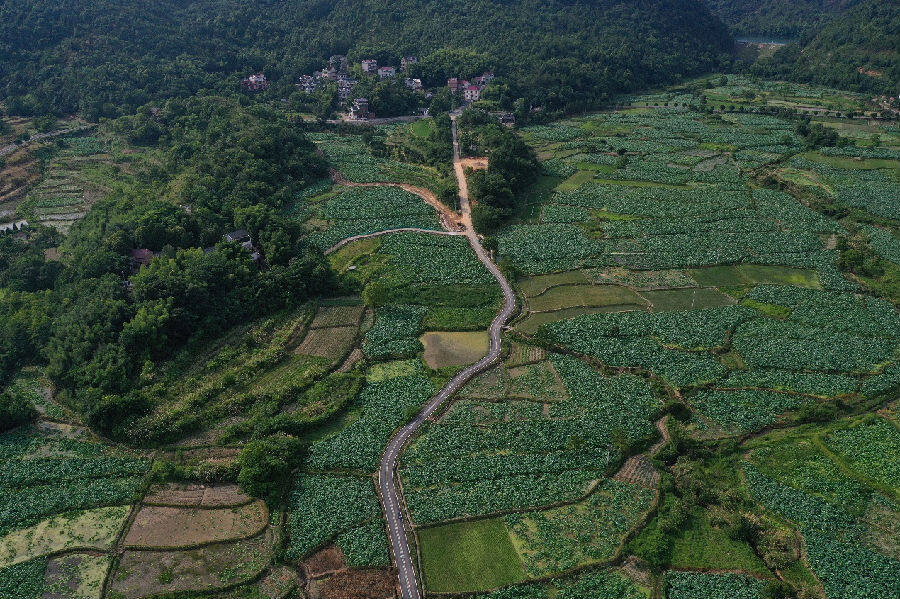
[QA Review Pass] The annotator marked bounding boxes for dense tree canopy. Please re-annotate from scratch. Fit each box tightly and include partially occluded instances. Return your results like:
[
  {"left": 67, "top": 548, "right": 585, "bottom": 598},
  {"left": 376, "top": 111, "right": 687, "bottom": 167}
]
[
  {"left": 706, "top": 0, "right": 860, "bottom": 39},
  {"left": 0, "top": 0, "right": 733, "bottom": 118},
  {"left": 749, "top": 0, "right": 899, "bottom": 95},
  {"left": 0, "top": 96, "right": 334, "bottom": 438}
]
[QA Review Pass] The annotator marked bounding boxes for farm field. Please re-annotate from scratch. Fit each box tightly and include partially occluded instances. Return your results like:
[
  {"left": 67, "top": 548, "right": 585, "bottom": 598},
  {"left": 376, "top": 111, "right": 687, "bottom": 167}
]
[
  {"left": 419, "top": 518, "right": 525, "bottom": 593},
  {"left": 2, "top": 73, "right": 899, "bottom": 599}
]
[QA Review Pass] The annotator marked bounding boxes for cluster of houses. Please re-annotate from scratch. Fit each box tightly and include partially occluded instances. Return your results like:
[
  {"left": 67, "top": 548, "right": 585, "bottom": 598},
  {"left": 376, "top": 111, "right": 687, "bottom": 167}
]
[
  {"left": 243, "top": 58, "right": 497, "bottom": 120},
  {"left": 360, "top": 56, "right": 422, "bottom": 90},
  {"left": 297, "top": 55, "right": 360, "bottom": 103},
  {"left": 447, "top": 72, "right": 494, "bottom": 103},
  {"left": 240, "top": 73, "right": 270, "bottom": 92}
]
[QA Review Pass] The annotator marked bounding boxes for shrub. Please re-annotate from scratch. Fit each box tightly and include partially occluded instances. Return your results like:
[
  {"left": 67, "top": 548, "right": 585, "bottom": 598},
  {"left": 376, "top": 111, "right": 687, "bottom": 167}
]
[{"left": 0, "top": 389, "right": 37, "bottom": 433}]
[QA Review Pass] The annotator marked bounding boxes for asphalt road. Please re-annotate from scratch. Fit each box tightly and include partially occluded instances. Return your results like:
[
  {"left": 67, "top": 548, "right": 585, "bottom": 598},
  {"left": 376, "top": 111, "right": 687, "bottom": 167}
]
[{"left": 376, "top": 114, "right": 517, "bottom": 599}]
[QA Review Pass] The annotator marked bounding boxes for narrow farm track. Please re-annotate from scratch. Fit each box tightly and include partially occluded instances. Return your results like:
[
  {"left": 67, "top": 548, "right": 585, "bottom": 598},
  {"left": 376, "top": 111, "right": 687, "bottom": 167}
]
[
  {"left": 324, "top": 228, "right": 465, "bottom": 255},
  {"left": 325, "top": 116, "right": 516, "bottom": 599}
]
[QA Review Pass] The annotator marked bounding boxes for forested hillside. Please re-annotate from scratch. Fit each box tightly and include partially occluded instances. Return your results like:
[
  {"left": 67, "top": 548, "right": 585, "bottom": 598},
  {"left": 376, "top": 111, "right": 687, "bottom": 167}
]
[
  {"left": 0, "top": 97, "right": 333, "bottom": 439},
  {"left": 750, "top": 0, "right": 900, "bottom": 95},
  {"left": 0, "top": 0, "right": 731, "bottom": 119},
  {"left": 705, "top": 0, "right": 859, "bottom": 38}
]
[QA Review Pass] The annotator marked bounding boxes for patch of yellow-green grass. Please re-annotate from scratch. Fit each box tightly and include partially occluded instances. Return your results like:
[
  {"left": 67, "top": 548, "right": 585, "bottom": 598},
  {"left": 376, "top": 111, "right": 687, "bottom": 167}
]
[
  {"left": 719, "top": 350, "right": 747, "bottom": 371},
  {"left": 802, "top": 151, "right": 900, "bottom": 171},
  {"left": 420, "top": 518, "right": 525, "bottom": 593},
  {"left": 518, "top": 270, "right": 592, "bottom": 297},
  {"left": 0, "top": 506, "right": 129, "bottom": 567},
  {"left": 642, "top": 288, "right": 735, "bottom": 312},
  {"left": 742, "top": 299, "right": 792, "bottom": 319},
  {"left": 44, "top": 553, "right": 110, "bottom": 599},
  {"left": 507, "top": 361, "right": 568, "bottom": 402},
  {"left": 776, "top": 168, "right": 830, "bottom": 192},
  {"left": 516, "top": 305, "right": 640, "bottom": 336},
  {"left": 366, "top": 359, "right": 421, "bottom": 383},
  {"left": 328, "top": 236, "right": 383, "bottom": 273},
  {"left": 408, "top": 119, "right": 435, "bottom": 138},
  {"left": 420, "top": 331, "right": 490, "bottom": 369},
  {"left": 669, "top": 512, "right": 770, "bottom": 575},
  {"left": 527, "top": 284, "right": 646, "bottom": 312},
  {"left": 688, "top": 264, "right": 821, "bottom": 289},
  {"left": 592, "top": 210, "right": 639, "bottom": 221},
  {"left": 556, "top": 170, "right": 597, "bottom": 192}
]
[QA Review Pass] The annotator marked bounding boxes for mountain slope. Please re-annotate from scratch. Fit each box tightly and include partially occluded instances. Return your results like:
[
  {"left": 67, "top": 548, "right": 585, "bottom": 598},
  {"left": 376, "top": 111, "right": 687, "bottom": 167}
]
[
  {"left": 705, "top": 0, "right": 860, "bottom": 38},
  {"left": 0, "top": 0, "right": 732, "bottom": 118},
  {"left": 750, "top": 0, "right": 900, "bottom": 95}
]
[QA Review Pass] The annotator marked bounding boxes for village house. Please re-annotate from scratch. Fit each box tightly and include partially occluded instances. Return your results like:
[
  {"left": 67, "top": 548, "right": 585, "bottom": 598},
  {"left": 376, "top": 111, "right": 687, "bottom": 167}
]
[
  {"left": 361, "top": 59, "right": 378, "bottom": 74},
  {"left": 316, "top": 66, "right": 340, "bottom": 81},
  {"left": 447, "top": 78, "right": 461, "bottom": 93},
  {"left": 400, "top": 56, "right": 418, "bottom": 70},
  {"left": 405, "top": 78, "right": 423, "bottom": 91},
  {"left": 378, "top": 66, "right": 396, "bottom": 79},
  {"left": 241, "top": 73, "right": 269, "bottom": 91},
  {"left": 224, "top": 229, "right": 260, "bottom": 261},
  {"left": 297, "top": 75, "right": 318, "bottom": 94},
  {"left": 350, "top": 98, "right": 370, "bottom": 120},
  {"left": 464, "top": 84, "right": 482, "bottom": 102}
]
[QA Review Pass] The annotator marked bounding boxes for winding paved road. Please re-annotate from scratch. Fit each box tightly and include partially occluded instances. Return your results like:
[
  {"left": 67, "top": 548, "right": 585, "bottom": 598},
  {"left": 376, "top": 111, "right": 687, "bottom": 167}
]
[{"left": 371, "top": 115, "right": 516, "bottom": 599}]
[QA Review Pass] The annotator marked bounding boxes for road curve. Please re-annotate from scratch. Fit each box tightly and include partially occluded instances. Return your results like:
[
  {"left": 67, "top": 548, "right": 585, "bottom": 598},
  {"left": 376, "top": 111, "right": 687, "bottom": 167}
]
[{"left": 376, "top": 114, "right": 517, "bottom": 599}]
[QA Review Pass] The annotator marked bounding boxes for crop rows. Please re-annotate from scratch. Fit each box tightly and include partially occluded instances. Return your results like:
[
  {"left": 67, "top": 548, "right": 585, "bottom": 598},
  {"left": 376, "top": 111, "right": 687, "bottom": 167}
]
[
  {"left": 401, "top": 355, "right": 658, "bottom": 523},
  {"left": 379, "top": 233, "right": 496, "bottom": 286},
  {"left": 286, "top": 473, "right": 386, "bottom": 562},
  {"left": 305, "top": 370, "right": 434, "bottom": 472},
  {"left": 665, "top": 571, "right": 766, "bottom": 599},
  {"left": 362, "top": 304, "right": 427, "bottom": 361}
]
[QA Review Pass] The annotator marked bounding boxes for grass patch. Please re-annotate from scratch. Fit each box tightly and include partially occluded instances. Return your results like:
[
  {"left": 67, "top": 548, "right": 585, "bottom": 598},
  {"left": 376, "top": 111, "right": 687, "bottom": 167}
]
[
  {"left": 642, "top": 288, "right": 735, "bottom": 311},
  {"left": 688, "top": 264, "right": 821, "bottom": 289},
  {"left": 741, "top": 299, "right": 792, "bottom": 319},
  {"left": 0, "top": 506, "right": 129, "bottom": 567},
  {"left": 419, "top": 518, "right": 525, "bottom": 593},
  {"left": 669, "top": 512, "right": 770, "bottom": 575},
  {"left": 518, "top": 271, "right": 592, "bottom": 297},
  {"left": 556, "top": 170, "right": 597, "bottom": 192},
  {"left": 527, "top": 284, "right": 645, "bottom": 312},
  {"left": 420, "top": 331, "right": 490, "bottom": 368}
]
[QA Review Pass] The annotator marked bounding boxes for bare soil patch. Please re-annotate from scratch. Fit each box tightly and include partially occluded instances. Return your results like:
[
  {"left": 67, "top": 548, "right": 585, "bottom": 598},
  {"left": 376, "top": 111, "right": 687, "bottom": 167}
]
[
  {"left": 321, "top": 568, "right": 398, "bottom": 599},
  {"left": 458, "top": 157, "right": 488, "bottom": 170},
  {"left": 42, "top": 553, "right": 110, "bottom": 599},
  {"left": 109, "top": 528, "right": 274, "bottom": 598},
  {"left": 123, "top": 501, "right": 268, "bottom": 549},
  {"left": 304, "top": 545, "right": 347, "bottom": 578},
  {"left": 420, "top": 331, "right": 489, "bottom": 369},
  {"left": 143, "top": 483, "right": 251, "bottom": 508}
]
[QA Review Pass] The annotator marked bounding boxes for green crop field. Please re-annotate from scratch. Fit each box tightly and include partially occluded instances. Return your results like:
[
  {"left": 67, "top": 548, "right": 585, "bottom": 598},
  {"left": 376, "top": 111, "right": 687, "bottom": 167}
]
[{"left": 420, "top": 518, "right": 526, "bottom": 593}]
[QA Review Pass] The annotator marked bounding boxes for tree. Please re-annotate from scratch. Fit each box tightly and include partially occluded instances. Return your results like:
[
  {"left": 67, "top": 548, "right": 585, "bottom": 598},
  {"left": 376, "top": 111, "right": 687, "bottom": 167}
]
[{"left": 237, "top": 434, "right": 305, "bottom": 504}]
